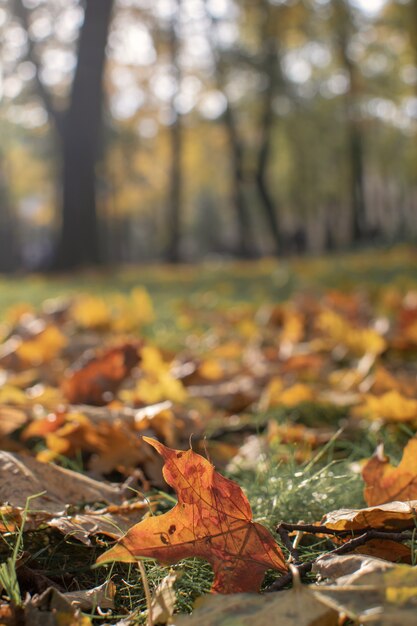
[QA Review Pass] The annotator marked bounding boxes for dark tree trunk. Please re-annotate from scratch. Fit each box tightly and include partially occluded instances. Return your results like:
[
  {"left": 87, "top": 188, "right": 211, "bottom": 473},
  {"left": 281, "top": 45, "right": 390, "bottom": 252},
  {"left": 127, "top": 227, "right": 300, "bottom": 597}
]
[
  {"left": 254, "top": 1, "right": 282, "bottom": 255},
  {"left": 203, "top": 0, "right": 254, "bottom": 258},
  {"left": 411, "top": 0, "right": 417, "bottom": 98},
  {"left": 0, "top": 154, "right": 19, "bottom": 272},
  {"left": 348, "top": 115, "right": 366, "bottom": 241},
  {"left": 255, "top": 44, "right": 282, "bottom": 255},
  {"left": 166, "top": 0, "right": 183, "bottom": 263},
  {"left": 53, "top": 0, "right": 114, "bottom": 270},
  {"left": 334, "top": 0, "right": 367, "bottom": 243},
  {"left": 224, "top": 104, "right": 253, "bottom": 258}
]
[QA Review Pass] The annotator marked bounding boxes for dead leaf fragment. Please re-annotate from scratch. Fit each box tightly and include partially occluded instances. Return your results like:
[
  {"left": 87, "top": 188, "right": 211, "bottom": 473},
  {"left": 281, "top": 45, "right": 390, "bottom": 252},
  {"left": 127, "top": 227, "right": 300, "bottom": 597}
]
[
  {"left": 150, "top": 571, "right": 180, "bottom": 625},
  {"left": 62, "top": 580, "right": 116, "bottom": 611}
]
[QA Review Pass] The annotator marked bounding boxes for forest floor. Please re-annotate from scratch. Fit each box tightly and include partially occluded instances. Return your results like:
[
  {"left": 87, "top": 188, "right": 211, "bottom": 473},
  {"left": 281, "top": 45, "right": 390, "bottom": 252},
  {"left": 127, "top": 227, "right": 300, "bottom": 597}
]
[{"left": 1, "top": 245, "right": 417, "bottom": 625}]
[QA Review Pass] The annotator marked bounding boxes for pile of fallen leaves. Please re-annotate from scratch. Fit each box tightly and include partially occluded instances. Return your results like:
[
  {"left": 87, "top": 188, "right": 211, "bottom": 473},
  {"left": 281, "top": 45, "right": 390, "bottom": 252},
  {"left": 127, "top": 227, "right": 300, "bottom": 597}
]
[{"left": 2, "top": 270, "right": 417, "bottom": 624}]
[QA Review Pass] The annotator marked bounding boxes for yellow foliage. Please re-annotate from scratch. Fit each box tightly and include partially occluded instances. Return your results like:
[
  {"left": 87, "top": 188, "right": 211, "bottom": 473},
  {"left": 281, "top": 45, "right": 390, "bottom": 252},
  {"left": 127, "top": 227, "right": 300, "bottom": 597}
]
[
  {"left": 71, "top": 296, "right": 111, "bottom": 329},
  {"left": 17, "top": 326, "right": 67, "bottom": 366},
  {"left": 317, "top": 309, "right": 386, "bottom": 356},
  {"left": 261, "top": 378, "right": 315, "bottom": 409},
  {"left": 121, "top": 345, "right": 188, "bottom": 404},
  {"left": 199, "top": 359, "right": 225, "bottom": 381},
  {"left": 353, "top": 390, "right": 417, "bottom": 423},
  {"left": 0, "top": 385, "right": 27, "bottom": 404}
]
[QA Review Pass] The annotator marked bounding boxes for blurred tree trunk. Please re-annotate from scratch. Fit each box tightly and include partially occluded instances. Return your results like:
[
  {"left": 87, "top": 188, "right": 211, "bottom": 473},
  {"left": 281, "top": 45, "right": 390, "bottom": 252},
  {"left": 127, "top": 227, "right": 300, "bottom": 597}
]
[
  {"left": 333, "top": 0, "right": 367, "bottom": 242},
  {"left": 166, "top": 0, "right": 183, "bottom": 263},
  {"left": 255, "top": 1, "right": 282, "bottom": 256},
  {"left": 224, "top": 103, "right": 253, "bottom": 257},
  {"left": 411, "top": 0, "right": 417, "bottom": 91},
  {"left": 0, "top": 154, "right": 19, "bottom": 272},
  {"left": 14, "top": 0, "right": 114, "bottom": 270},
  {"left": 55, "top": 0, "right": 114, "bottom": 270}
]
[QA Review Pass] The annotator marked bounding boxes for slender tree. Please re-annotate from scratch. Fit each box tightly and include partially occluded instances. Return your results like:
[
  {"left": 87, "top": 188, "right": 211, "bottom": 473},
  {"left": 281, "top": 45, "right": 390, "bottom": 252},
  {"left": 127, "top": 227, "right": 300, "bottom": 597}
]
[
  {"left": 332, "top": 0, "right": 367, "bottom": 242},
  {"left": 204, "top": 1, "right": 254, "bottom": 258},
  {"left": 254, "top": 0, "right": 283, "bottom": 255},
  {"left": 166, "top": 0, "right": 183, "bottom": 263}
]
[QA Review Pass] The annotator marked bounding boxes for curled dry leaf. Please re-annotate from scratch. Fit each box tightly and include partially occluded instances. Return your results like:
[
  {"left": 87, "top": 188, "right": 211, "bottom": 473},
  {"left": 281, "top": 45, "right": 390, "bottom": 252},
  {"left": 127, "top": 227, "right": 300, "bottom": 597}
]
[
  {"left": 97, "top": 437, "right": 287, "bottom": 593},
  {"left": 362, "top": 440, "right": 417, "bottom": 506},
  {"left": 61, "top": 341, "right": 141, "bottom": 405},
  {"left": 320, "top": 500, "right": 417, "bottom": 532}
]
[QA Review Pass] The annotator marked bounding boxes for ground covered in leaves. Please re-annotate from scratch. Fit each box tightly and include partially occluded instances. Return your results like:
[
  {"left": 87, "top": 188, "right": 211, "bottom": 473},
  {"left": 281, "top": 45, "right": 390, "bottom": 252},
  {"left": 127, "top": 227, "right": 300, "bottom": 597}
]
[{"left": 1, "top": 247, "right": 417, "bottom": 625}]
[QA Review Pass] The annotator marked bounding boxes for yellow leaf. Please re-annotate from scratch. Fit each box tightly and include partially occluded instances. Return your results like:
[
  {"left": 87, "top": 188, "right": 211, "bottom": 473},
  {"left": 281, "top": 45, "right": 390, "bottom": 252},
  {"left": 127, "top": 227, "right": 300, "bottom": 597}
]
[
  {"left": 16, "top": 326, "right": 67, "bottom": 366},
  {"left": 71, "top": 296, "right": 111, "bottom": 329},
  {"left": 353, "top": 391, "right": 417, "bottom": 423}
]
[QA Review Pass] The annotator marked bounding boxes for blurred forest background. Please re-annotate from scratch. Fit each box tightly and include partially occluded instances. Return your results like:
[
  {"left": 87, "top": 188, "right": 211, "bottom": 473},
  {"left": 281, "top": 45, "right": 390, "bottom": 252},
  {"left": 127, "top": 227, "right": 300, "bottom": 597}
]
[{"left": 0, "top": 0, "right": 416, "bottom": 272}]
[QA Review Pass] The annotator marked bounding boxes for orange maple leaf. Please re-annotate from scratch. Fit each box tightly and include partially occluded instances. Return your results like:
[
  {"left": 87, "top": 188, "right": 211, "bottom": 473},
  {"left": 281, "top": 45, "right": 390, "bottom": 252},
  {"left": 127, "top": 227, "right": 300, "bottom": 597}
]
[
  {"left": 362, "top": 440, "right": 417, "bottom": 506},
  {"left": 96, "top": 437, "right": 287, "bottom": 593}
]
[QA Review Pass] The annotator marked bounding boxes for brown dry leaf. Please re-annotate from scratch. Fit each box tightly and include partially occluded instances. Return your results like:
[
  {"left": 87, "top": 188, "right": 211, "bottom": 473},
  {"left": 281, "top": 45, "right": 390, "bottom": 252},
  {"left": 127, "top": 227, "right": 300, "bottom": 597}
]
[
  {"left": 313, "top": 553, "right": 394, "bottom": 585},
  {"left": 0, "top": 499, "right": 153, "bottom": 544},
  {"left": 22, "top": 411, "right": 66, "bottom": 440},
  {"left": 267, "top": 421, "right": 333, "bottom": 448},
  {"left": 187, "top": 378, "right": 256, "bottom": 413},
  {"left": 363, "top": 440, "right": 417, "bottom": 505},
  {"left": 0, "top": 406, "right": 28, "bottom": 435},
  {"left": 0, "top": 601, "right": 92, "bottom": 626},
  {"left": 48, "top": 501, "right": 153, "bottom": 544},
  {"left": 26, "top": 587, "right": 93, "bottom": 626},
  {"left": 31, "top": 412, "right": 148, "bottom": 475},
  {"left": 353, "top": 539, "right": 411, "bottom": 563},
  {"left": 174, "top": 585, "right": 338, "bottom": 626},
  {"left": 320, "top": 500, "right": 417, "bottom": 531},
  {"left": 313, "top": 563, "right": 417, "bottom": 625},
  {"left": 0, "top": 451, "right": 124, "bottom": 515},
  {"left": 61, "top": 341, "right": 140, "bottom": 405}
]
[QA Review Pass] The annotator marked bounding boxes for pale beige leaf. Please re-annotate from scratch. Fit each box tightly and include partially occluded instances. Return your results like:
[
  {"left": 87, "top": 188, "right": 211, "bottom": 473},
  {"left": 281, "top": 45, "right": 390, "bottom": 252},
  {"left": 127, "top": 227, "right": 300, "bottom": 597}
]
[
  {"left": 175, "top": 586, "right": 338, "bottom": 626},
  {"left": 0, "top": 451, "right": 123, "bottom": 514}
]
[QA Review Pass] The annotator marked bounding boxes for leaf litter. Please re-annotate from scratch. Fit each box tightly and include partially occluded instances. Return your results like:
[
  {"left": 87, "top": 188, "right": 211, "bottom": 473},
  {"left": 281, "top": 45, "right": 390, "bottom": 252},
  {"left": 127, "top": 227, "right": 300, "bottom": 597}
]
[{"left": 1, "top": 255, "right": 417, "bottom": 622}]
